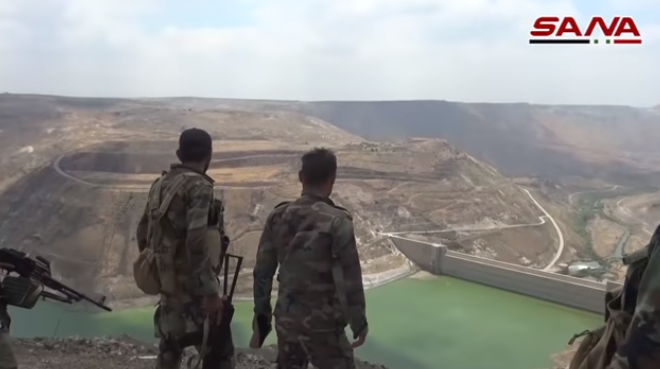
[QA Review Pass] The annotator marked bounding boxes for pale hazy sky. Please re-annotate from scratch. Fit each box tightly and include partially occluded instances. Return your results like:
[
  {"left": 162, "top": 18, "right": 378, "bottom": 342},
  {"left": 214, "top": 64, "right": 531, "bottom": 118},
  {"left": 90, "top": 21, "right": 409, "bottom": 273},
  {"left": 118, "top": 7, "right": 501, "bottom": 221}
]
[{"left": 0, "top": 0, "right": 658, "bottom": 106}]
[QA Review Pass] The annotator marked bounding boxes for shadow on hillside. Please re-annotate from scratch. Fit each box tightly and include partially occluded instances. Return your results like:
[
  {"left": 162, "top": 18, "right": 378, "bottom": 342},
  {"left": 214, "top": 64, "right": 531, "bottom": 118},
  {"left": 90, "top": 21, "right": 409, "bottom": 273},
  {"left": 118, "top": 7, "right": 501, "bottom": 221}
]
[{"left": 58, "top": 149, "right": 301, "bottom": 174}]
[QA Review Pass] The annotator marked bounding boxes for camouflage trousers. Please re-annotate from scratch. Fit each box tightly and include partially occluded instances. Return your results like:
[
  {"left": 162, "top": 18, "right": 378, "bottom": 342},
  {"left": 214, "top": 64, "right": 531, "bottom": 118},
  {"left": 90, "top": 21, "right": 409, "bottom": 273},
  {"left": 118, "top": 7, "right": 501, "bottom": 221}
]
[
  {"left": 275, "top": 324, "right": 356, "bottom": 369},
  {"left": 154, "top": 296, "right": 235, "bottom": 369}
]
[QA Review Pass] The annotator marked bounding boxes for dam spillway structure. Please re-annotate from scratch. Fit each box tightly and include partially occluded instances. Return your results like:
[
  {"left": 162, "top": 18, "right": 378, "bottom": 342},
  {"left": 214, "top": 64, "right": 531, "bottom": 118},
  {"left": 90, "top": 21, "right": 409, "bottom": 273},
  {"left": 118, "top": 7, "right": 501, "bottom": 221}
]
[{"left": 388, "top": 235, "right": 620, "bottom": 314}]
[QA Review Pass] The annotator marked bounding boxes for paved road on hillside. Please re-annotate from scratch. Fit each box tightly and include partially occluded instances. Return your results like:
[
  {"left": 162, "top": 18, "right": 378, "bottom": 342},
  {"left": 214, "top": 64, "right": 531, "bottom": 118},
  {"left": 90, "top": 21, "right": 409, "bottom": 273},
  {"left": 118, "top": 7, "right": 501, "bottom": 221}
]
[
  {"left": 522, "top": 189, "right": 564, "bottom": 271},
  {"left": 382, "top": 216, "right": 548, "bottom": 236},
  {"left": 381, "top": 189, "right": 564, "bottom": 271}
]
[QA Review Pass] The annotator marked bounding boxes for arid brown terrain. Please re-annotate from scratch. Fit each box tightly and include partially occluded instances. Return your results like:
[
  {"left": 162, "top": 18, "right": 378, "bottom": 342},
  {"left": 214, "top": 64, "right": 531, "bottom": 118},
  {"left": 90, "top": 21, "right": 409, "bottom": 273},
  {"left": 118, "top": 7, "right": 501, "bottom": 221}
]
[
  {"left": 0, "top": 94, "right": 574, "bottom": 307},
  {"left": 145, "top": 98, "right": 660, "bottom": 185},
  {"left": 2, "top": 93, "right": 660, "bottom": 308}
]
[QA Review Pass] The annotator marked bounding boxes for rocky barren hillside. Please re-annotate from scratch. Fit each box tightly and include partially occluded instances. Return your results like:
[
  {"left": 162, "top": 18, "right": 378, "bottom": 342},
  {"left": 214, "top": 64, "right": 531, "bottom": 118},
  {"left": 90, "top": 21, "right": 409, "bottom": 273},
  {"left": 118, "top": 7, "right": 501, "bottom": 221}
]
[
  {"left": 160, "top": 98, "right": 660, "bottom": 186},
  {"left": 0, "top": 94, "right": 561, "bottom": 306}
]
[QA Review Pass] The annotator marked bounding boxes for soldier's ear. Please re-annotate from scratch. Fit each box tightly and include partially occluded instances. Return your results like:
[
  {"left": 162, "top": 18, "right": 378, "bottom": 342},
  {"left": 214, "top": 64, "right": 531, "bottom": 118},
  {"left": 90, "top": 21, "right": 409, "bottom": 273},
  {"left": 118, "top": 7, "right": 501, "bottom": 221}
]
[
  {"left": 298, "top": 170, "right": 303, "bottom": 184},
  {"left": 175, "top": 149, "right": 182, "bottom": 161}
]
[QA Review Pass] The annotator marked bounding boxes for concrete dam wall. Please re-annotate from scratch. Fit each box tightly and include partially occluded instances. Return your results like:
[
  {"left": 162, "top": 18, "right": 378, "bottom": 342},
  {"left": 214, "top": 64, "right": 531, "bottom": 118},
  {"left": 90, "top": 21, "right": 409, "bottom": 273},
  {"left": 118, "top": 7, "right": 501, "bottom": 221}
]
[{"left": 390, "top": 236, "right": 621, "bottom": 314}]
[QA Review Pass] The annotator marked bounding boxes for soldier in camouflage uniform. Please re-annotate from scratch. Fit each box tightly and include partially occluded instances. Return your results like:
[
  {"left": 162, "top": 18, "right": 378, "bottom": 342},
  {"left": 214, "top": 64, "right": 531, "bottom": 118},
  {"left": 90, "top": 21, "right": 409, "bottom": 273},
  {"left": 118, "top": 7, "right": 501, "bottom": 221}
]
[
  {"left": 607, "top": 225, "right": 660, "bottom": 369},
  {"left": 136, "top": 128, "right": 235, "bottom": 369},
  {"left": 251, "top": 148, "right": 369, "bottom": 369}
]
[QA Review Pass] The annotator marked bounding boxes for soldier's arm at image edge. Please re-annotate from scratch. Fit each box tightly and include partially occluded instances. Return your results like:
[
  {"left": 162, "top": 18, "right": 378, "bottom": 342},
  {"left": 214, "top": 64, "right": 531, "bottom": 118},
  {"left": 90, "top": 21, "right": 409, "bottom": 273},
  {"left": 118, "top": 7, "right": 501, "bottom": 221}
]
[
  {"left": 332, "top": 215, "right": 367, "bottom": 334},
  {"left": 253, "top": 217, "right": 277, "bottom": 317},
  {"left": 607, "top": 246, "right": 660, "bottom": 369},
  {"left": 185, "top": 181, "right": 219, "bottom": 296},
  {"left": 136, "top": 202, "right": 149, "bottom": 252}
]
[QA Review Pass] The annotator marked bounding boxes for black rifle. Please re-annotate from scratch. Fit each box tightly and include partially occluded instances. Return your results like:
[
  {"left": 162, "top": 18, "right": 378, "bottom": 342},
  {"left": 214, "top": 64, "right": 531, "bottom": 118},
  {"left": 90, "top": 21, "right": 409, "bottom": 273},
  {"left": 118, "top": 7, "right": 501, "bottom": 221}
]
[
  {"left": 161, "top": 252, "right": 243, "bottom": 369},
  {"left": 209, "top": 198, "right": 231, "bottom": 276},
  {"left": 0, "top": 248, "right": 112, "bottom": 312}
]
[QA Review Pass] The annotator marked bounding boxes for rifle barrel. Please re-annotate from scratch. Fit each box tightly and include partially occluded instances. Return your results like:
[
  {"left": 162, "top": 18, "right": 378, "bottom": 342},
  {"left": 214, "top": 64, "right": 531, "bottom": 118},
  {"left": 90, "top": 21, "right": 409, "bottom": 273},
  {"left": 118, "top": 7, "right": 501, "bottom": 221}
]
[
  {"left": 42, "top": 275, "right": 112, "bottom": 311},
  {"left": 41, "top": 290, "right": 73, "bottom": 304},
  {"left": 81, "top": 294, "right": 112, "bottom": 312}
]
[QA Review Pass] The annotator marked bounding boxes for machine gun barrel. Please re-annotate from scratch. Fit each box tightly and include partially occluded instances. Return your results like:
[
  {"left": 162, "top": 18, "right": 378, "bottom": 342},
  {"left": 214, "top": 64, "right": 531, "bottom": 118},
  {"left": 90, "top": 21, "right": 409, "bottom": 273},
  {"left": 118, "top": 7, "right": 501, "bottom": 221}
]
[
  {"left": 40, "top": 290, "right": 73, "bottom": 304},
  {"left": 41, "top": 275, "right": 111, "bottom": 311},
  {"left": 0, "top": 248, "right": 112, "bottom": 312}
]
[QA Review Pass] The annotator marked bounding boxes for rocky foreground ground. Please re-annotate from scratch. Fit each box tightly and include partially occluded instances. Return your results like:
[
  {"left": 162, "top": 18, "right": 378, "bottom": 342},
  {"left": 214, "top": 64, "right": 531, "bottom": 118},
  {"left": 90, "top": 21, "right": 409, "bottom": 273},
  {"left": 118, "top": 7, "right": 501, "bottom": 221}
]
[{"left": 14, "top": 336, "right": 388, "bottom": 369}]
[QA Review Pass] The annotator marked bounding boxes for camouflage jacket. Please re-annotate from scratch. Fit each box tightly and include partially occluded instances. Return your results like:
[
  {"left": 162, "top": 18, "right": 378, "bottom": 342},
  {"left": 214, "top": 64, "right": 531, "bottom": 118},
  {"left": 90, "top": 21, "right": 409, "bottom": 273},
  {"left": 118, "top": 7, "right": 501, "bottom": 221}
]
[
  {"left": 136, "top": 164, "right": 219, "bottom": 297},
  {"left": 607, "top": 231, "right": 660, "bottom": 369},
  {"left": 252, "top": 192, "right": 368, "bottom": 335}
]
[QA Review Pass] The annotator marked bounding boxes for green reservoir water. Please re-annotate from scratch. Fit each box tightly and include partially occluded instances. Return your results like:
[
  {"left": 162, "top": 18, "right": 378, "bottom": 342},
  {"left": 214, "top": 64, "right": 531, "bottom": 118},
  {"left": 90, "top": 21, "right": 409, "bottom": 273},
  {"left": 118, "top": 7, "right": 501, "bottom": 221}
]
[{"left": 8, "top": 276, "right": 601, "bottom": 369}]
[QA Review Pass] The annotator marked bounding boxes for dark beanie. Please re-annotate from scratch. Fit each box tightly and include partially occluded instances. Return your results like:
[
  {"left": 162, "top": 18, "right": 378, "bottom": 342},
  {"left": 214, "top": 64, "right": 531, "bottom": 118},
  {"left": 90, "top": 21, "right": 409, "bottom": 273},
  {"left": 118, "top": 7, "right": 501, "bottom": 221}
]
[{"left": 178, "top": 128, "right": 212, "bottom": 161}]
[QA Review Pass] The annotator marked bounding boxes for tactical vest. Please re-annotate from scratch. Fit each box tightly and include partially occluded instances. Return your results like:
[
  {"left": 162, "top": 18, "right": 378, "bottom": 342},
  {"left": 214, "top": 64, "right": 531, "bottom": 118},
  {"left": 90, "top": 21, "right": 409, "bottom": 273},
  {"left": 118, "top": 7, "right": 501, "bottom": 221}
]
[
  {"left": 133, "top": 171, "right": 226, "bottom": 296},
  {"left": 567, "top": 239, "right": 656, "bottom": 369}
]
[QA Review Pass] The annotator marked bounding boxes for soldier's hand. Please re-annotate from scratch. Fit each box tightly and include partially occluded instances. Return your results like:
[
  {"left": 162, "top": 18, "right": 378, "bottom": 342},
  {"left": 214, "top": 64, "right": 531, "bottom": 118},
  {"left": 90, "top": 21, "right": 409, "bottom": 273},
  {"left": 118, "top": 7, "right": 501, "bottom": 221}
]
[
  {"left": 248, "top": 315, "right": 260, "bottom": 348},
  {"left": 202, "top": 294, "right": 224, "bottom": 317},
  {"left": 351, "top": 326, "right": 368, "bottom": 348},
  {"left": 248, "top": 314, "right": 272, "bottom": 348},
  {"left": 248, "top": 330, "right": 261, "bottom": 349}
]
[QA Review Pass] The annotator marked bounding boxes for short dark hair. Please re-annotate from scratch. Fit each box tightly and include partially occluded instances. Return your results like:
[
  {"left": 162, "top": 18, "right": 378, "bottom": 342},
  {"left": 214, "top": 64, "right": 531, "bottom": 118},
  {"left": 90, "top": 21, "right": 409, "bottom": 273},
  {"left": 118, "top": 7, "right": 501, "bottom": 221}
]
[
  {"left": 177, "top": 128, "right": 212, "bottom": 162},
  {"left": 300, "top": 147, "right": 337, "bottom": 186}
]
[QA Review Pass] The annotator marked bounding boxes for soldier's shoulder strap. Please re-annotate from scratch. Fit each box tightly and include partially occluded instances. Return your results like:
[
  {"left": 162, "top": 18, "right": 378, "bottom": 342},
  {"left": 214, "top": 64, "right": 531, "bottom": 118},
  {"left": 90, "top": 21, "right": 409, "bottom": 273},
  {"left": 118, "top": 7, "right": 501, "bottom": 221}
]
[{"left": 148, "top": 172, "right": 192, "bottom": 221}]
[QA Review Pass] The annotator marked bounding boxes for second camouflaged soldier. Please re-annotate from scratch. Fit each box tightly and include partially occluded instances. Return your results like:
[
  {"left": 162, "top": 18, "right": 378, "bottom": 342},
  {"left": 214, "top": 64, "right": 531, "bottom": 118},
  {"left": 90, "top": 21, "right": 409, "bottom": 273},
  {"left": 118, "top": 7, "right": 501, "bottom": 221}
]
[
  {"left": 135, "top": 128, "right": 235, "bottom": 369},
  {"left": 251, "top": 148, "right": 368, "bottom": 369},
  {"left": 605, "top": 223, "right": 660, "bottom": 369},
  {"left": 568, "top": 222, "right": 660, "bottom": 369}
]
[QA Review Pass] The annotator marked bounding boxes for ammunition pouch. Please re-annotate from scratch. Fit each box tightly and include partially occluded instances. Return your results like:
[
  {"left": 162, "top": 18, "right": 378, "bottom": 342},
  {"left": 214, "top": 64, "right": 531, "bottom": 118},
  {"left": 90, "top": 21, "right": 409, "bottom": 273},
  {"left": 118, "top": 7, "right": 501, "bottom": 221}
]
[
  {"left": 0, "top": 276, "right": 45, "bottom": 331},
  {"left": 1, "top": 276, "right": 44, "bottom": 310},
  {"left": 133, "top": 248, "right": 162, "bottom": 296}
]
